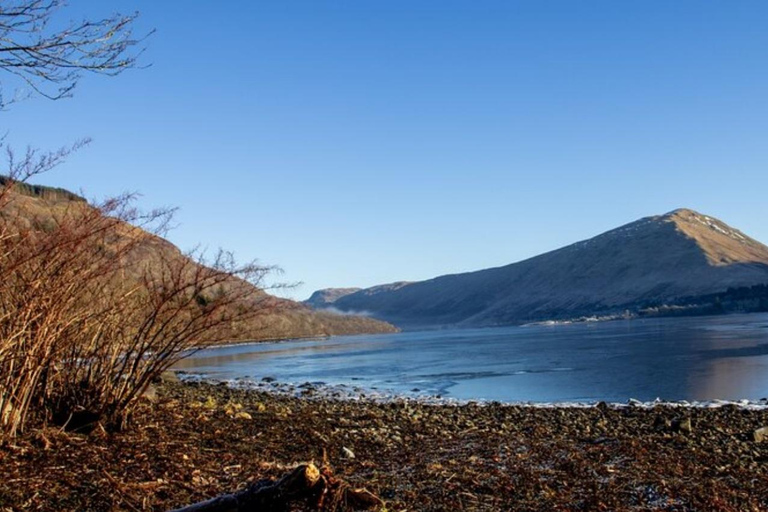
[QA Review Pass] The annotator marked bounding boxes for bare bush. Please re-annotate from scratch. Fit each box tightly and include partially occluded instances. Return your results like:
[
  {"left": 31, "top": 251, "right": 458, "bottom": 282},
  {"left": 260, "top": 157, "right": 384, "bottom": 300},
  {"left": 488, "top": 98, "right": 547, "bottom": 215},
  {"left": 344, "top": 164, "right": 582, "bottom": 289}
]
[
  {"left": 0, "top": 178, "right": 280, "bottom": 437},
  {"left": 0, "top": 2, "right": 236, "bottom": 438}
]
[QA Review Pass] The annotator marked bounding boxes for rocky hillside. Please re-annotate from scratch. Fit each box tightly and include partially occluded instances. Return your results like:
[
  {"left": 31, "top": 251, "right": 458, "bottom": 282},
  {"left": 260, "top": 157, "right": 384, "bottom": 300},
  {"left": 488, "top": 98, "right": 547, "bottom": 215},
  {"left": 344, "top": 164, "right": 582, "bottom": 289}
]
[
  {"left": 0, "top": 182, "right": 398, "bottom": 341},
  {"left": 311, "top": 209, "right": 768, "bottom": 328}
]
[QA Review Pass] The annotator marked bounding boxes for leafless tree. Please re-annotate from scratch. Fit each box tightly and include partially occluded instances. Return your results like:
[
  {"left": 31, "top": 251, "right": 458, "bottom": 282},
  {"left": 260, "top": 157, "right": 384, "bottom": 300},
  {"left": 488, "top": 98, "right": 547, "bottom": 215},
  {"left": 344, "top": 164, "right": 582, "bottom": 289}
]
[{"left": 0, "top": 0, "right": 148, "bottom": 108}]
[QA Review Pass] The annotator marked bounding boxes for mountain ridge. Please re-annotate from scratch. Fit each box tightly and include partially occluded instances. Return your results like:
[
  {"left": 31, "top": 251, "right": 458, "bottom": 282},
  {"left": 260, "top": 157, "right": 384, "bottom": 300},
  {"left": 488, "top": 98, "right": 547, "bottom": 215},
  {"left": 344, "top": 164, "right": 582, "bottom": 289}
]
[{"left": 307, "top": 208, "right": 768, "bottom": 328}]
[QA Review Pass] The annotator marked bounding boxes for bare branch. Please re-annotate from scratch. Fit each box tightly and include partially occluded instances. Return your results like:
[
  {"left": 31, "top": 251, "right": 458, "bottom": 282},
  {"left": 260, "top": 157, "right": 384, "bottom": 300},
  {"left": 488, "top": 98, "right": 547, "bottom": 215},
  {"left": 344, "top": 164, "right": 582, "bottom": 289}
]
[
  {"left": 0, "top": 1, "right": 151, "bottom": 109},
  {"left": 0, "top": 187, "right": 287, "bottom": 436}
]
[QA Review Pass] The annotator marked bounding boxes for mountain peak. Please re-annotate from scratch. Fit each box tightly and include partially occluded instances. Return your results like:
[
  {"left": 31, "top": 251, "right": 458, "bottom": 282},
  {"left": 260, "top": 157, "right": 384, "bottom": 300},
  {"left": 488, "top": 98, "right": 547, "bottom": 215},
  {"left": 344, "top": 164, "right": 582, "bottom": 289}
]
[
  {"left": 662, "top": 207, "right": 702, "bottom": 219},
  {"left": 662, "top": 208, "right": 729, "bottom": 228},
  {"left": 596, "top": 209, "right": 767, "bottom": 266},
  {"left": 657, "top": 209, "right": 767, "bottom": 266}
]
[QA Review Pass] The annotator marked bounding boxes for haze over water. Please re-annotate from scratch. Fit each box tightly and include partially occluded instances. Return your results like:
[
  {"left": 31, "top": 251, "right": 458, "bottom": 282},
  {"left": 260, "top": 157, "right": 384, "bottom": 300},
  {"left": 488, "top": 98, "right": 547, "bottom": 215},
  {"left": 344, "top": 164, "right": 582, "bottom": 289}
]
[{"left": 176, "top": 314, "right": 768, "bottom": 403}]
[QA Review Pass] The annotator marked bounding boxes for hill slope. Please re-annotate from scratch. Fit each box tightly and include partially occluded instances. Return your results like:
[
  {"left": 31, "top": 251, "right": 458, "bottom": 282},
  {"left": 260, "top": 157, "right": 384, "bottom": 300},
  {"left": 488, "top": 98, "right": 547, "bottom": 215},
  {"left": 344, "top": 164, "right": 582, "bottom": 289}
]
[
  {"left": 0, "top": 182, "right": 398, "bottom": 341},
  {"left": 316, "top": 209, "right": 768, "bottom": 328},
  {"left": 304, "top": 288, "right": 362, "bottom": 308}
]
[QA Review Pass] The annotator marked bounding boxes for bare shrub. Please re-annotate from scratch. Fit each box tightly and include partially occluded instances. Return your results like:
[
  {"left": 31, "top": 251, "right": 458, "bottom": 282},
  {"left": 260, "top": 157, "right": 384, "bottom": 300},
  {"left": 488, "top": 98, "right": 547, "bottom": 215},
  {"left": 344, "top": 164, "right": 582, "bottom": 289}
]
[{"left": 0, "top": 175, "right": 280, "bottom": 437}]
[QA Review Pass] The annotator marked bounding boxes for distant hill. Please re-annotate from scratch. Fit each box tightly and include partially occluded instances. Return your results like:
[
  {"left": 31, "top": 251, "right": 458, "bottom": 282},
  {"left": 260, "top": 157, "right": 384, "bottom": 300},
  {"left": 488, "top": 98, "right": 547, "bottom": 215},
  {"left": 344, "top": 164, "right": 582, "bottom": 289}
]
[
  {"left": 1, "top": 181, "right": 398, "bottom": 341},
  {"left": 304, "top": 288, "right": 362, "bottom": 308},
  {"left": 309, "top": 209, "right": 768, "bottom": 328},
  {"left": 304, "top": 282, "right": 412, "bottom": 310}
]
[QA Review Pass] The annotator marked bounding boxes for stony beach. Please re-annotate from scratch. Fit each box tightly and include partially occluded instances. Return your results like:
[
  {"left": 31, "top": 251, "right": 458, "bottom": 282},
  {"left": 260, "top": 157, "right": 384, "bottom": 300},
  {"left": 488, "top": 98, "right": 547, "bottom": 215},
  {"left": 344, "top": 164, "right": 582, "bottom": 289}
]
[{"left": 2, "top": 379, "right": 768, "bottom": 511}]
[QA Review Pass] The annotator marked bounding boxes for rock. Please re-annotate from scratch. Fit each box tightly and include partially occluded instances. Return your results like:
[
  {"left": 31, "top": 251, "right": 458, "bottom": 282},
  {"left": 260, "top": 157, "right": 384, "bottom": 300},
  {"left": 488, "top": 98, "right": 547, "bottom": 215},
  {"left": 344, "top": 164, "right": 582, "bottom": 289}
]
[
  {"left": 141, "top": 384, "right": 158, "bottom": 402},
  {"left": 159, "top": 370, "right": 179, "bottom": 383},
  {"left": 224, "top": 402, "right": 244, "bottom": 415},
  {"left": 234, "top": 411, "right": 252, "bottom": 420},
  {"left": 653, "top": 415, "right": 672, "bottom": 431},
  {"left": 261, "top": 376, "right": 276, "bottom": 383},
  {"left": 673, "top": 417, "right": 693, "bottom": 434},
  {"left": 342, "top": 446, "right": 355, "bottom": 459},
  {"left": 752, "top": 426, "right": 768, "bottom": 442},
  {"left": 594, "top": 417, "right": 607, "bottom": 432},
  {"left": 628, "top": 398, "right": 643, "bottom": 407}
]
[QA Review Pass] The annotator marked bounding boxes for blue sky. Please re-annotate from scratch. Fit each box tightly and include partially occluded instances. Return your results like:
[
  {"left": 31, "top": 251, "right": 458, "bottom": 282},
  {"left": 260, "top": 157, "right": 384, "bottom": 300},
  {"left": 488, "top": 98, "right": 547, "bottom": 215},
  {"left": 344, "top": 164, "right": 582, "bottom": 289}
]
[{"left": 3, "top": 1, "right": 768, "bottom": 299}]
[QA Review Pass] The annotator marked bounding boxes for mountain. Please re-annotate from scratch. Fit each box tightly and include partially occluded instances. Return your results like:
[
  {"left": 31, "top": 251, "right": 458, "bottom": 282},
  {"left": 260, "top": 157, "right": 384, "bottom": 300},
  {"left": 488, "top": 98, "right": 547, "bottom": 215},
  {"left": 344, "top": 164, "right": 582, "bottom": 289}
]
[
  {"left": 304, "top": 282, "right": 412, "bottom": 309},
  {"left": 304, "top": 288, "right": 362, "bottom": 308},
  {"left": 310, "top": 209, "right": 768, "bottom": 328},
  {"left": 0, "top": 181, "right": 398, "bottom": 340}
]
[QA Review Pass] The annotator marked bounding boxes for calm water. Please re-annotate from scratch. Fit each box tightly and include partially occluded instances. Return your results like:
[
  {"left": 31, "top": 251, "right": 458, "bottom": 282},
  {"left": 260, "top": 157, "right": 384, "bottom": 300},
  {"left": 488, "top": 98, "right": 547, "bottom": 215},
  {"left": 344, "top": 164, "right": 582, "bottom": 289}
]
[{"left": 174, "top": 313, "right": 768, "bottom": 403}]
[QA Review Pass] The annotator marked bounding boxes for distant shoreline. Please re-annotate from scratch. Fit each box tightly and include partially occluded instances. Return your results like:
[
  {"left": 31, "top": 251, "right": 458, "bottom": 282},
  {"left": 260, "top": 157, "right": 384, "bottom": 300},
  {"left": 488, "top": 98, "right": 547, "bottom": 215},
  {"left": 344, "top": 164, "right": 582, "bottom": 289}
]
[{"left": 307, "top": 296, "right": 768, "bottom": 333}]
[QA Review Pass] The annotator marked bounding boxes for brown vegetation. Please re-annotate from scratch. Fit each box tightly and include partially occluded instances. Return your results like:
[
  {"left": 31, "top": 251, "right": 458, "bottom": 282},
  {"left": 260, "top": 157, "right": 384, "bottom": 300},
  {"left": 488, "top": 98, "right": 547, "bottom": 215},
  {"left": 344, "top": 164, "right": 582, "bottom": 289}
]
[
  {"left": 0, "top": 171, "right": 279, "bottom": 437},
  {"left": 0, "top": 162, "right": 394, "bottom": 440}
]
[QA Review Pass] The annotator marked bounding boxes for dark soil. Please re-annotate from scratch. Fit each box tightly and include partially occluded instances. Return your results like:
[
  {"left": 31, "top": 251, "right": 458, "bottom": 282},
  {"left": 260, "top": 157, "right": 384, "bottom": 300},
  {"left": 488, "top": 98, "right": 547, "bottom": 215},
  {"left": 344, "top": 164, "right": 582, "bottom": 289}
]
[{"left": 2, "top": 381, "right": 768, "bottom": 511}]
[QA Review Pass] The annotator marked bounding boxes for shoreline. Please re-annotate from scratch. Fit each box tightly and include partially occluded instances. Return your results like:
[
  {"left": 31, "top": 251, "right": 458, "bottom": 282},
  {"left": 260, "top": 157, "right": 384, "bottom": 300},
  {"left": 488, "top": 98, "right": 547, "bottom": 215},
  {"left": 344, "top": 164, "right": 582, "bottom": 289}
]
[
  {"left": 177, "top": 371, "right": 768, "bottom": 411},
  {"left": 3, "top": 379, "right": 768, "bottom": 511}
]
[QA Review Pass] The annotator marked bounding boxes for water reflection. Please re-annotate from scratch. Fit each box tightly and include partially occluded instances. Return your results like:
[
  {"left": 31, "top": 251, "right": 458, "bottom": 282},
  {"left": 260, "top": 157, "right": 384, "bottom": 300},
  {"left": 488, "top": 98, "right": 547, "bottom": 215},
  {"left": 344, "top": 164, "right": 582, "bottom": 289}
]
[{"left": 174, "top": 313, "right": 768, "bottom": 402}]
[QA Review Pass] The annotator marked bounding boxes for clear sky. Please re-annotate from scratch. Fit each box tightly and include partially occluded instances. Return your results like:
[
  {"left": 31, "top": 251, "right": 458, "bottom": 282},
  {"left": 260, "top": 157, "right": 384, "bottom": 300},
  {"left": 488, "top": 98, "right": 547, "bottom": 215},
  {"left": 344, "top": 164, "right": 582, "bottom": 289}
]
[{"left": 3, "top": 1, "right": 768, "bottom": 299}]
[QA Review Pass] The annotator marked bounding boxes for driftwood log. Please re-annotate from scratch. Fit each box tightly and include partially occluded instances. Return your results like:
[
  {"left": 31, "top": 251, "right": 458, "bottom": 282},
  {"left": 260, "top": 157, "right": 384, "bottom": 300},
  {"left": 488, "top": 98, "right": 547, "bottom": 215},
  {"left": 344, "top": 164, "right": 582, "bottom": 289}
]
[{"left": 169, "top": 464, "right": 383, "bottom": 512}]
